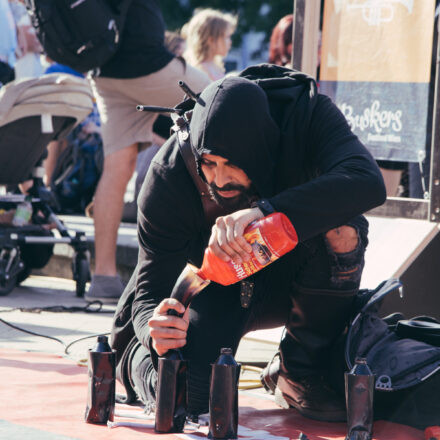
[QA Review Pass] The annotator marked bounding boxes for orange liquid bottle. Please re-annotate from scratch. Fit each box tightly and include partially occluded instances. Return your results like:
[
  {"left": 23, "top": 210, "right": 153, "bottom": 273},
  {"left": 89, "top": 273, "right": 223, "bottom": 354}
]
[{"left": 196, "top": 212, "right": 298, "bottom": 285}]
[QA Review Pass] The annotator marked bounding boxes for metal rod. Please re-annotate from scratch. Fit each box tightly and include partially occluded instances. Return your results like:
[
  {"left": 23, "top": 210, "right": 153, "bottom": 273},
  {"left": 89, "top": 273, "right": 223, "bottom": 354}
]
[
  {"left": 20, "top": 237, "right": 76, "bottom": 244},
  {"left": 136, "top": 105, "right": 178, "bottom": 113},
  {"left": 0, "top": 195, "right": 39, "bottom": 203},
  {"left": 178, "top": 81, "right": 205, "bottom": 106},
  {"left": 178, "top": 81, "right": 198, "bottom": 101},
  {"left": 429, "top": 15, "right": 440, "bottom": 222}
]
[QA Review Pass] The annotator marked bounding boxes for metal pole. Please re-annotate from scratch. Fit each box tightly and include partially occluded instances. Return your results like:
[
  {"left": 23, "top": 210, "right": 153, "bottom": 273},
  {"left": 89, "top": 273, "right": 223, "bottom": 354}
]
[
  {"left": 292, "top": 0, "right": 321, "bottom": 77},
  {"left": 292, "top": 0, "right": 305, "bottom": 71},
  {"left": 429, "top": 16, "right": 440, "bottom": 222}
]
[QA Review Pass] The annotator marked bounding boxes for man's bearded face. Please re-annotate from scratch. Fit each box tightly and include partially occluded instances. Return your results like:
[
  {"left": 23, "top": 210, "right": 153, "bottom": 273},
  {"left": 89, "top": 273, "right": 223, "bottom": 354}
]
[
  {"left": 208, "top": 182, "right": 257, "bottom": 210},
  {"left": 200, "top": 153, "right": 258, "bottom": 210}
]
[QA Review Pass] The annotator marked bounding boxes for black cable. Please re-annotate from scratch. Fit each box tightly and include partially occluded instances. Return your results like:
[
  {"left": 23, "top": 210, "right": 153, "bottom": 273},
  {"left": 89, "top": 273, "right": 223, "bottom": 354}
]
[
  {"left": 0, "top": 316, "right": 65, "bottom": 346},
  {"left": 64, "top": 332, "right": 110, "bottom": 355},
  {"left": 0, "top": 301, "right": 114, "bottom": 355},
  {"left": 0, "top": 300, "right": 114, "bottom": 314}
]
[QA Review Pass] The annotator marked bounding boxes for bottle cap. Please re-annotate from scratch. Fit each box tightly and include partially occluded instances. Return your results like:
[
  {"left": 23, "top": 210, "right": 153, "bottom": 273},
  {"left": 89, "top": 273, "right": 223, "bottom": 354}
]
[
  {"left": 97, "top": 335, "right": 108, "bottom": 343},
  {"left": 220, "top": 348, "right": 232, "bottom": 355},
  {"left": 355, "top": 357, "right": 367, "bottom": 364}
]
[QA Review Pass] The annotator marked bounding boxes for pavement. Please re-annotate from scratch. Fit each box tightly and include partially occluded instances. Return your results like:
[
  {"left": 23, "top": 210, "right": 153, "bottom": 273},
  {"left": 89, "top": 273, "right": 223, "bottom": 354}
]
[
  {"left": 0, "top": 214, "right": 434, "bottom": 440},
  {"left": 0, "top": 276, "right": 116, "bottom": 363}
]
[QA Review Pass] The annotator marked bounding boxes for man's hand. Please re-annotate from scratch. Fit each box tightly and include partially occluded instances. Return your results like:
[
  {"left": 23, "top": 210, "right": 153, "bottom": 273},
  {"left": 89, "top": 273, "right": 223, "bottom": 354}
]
[
  {"left": 208, "top": 207, "right": 264, "bottom": 264},
  {"left": 148, "top": 298, "right": 189, "bottom": 356}
]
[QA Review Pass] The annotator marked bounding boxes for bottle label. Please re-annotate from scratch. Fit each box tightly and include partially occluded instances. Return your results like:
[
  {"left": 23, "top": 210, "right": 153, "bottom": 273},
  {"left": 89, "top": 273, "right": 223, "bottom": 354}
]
[
  {"left": 231, "top": 227, "right": 276, "bottom": 279},
  {"left": 12, "top": 203, "right": 32, "bottom": 227}
]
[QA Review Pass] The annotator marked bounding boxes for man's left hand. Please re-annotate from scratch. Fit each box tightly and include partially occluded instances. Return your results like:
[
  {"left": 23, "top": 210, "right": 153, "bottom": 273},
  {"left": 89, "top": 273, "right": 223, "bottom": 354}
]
[{"left": 208, "top": 207, "right": 264, "bottom": 264}]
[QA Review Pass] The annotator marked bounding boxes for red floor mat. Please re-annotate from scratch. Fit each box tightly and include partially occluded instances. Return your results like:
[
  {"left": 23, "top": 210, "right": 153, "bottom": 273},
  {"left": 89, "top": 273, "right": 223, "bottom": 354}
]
[{"left": 0, "top": 349, "right": 424, "bottom": 440}]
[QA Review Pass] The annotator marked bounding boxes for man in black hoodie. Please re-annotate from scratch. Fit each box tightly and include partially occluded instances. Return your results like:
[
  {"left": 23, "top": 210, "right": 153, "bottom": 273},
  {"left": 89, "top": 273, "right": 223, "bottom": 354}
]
[{"left": 111, "top": 65, "right": 386, "bottom": 421}]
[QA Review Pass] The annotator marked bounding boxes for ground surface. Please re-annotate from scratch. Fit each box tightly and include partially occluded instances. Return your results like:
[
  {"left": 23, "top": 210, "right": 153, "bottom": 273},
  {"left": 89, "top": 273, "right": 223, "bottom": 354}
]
[{"left": 0, "top": 276, "right": 425, "bottom": 439}]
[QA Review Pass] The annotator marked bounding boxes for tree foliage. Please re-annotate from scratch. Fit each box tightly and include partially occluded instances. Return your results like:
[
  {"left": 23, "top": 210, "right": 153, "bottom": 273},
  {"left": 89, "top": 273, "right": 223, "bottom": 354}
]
[{"left": 159, "top": 0, "right": 294, "bottom": 43}]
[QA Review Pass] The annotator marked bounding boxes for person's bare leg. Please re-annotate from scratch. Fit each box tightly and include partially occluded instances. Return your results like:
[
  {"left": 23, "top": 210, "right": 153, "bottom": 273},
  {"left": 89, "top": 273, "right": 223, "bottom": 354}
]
[{"left": 93, "top": 143, "right": 138, "bottom": 276}]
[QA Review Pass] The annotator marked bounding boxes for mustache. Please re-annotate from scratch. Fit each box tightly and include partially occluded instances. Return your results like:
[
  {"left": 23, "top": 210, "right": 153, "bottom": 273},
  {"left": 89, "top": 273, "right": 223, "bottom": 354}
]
[{"left": 209, "top": 183, "right": 247, "bottom": 193}]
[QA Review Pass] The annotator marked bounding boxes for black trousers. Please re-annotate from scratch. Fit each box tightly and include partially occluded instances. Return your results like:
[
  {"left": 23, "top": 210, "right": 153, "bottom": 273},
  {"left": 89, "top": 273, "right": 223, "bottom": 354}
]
[{"left": 126, "top": 216, "right": 369, "bottom": 414}]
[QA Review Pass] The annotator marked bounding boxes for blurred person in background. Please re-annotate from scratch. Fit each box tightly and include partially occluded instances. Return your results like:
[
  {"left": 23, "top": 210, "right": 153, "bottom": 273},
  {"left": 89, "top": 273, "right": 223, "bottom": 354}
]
[
  {"left": 183, "top": 8, "right": 236, "bottom": 81},
  {"left": 86, "top": 0, "right": 210, "bottom": 303},
  {"left": 0, "top": 0, "right": 17, "bottom": 68},
  {"left": 269, "top": 14, "right": 322, "bottom": 80},
  {"left": 269, "top": 14, "right": 294, "bottom": 68}
]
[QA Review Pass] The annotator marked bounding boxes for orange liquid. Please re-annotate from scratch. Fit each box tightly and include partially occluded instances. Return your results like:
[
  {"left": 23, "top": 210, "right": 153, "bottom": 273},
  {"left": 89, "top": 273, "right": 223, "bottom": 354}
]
[{"left": 196, "top": 213, "right": 298, "bottom": 285}]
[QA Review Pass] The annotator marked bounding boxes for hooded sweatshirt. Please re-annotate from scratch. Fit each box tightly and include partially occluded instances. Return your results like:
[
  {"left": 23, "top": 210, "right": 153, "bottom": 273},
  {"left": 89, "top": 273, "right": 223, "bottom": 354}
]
[{"left": 111, "top": 64, "right": 386, "bottom": 397}]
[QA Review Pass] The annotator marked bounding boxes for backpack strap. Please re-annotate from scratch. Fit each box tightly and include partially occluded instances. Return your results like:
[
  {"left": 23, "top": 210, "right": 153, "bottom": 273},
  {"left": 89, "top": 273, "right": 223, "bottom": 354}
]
[
  {"left": 396, "top": 318, "right": 440, "bottom": 347},
  {"left": 174, "top": 119, "right": 226, "bottom": 227}
]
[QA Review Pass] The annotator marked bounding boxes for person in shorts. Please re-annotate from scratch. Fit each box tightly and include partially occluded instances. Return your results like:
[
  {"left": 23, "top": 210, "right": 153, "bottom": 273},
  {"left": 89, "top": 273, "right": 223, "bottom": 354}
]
[{"left": 85, "top": 0, "right": 210, "bottom": 303}]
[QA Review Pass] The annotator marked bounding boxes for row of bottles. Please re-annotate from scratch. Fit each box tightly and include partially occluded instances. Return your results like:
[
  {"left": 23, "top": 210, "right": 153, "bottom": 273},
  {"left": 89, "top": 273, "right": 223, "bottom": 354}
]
[{"left": 85, "top": 337, "right": 240, "bottom": 439}]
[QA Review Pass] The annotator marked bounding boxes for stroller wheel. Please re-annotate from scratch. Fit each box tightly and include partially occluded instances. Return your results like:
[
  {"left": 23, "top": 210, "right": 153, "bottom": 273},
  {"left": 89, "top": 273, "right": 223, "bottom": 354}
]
[
  {"left": 0, "top": 249, "right": 20, "bottom": 296},
  {"left": 17, "top": 266, "right": 32, "bottom": 285},
  {"left": 73, "top": 256, "right": 90, "bottom": 297},
  {"left": 0, "top": 274, "right": 17, "bottom": 296}
]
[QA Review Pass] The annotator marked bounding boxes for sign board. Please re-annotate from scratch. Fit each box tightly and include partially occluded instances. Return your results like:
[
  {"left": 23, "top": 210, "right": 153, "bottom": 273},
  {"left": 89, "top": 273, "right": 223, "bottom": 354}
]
[{"left": 320, "top": 0, "right": 435, "bottom": 162}]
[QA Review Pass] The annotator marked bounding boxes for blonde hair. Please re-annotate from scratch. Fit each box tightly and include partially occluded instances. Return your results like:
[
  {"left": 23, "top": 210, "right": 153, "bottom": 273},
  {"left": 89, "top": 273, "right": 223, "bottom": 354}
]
[{"left": 184, "top": 9, "right": 237, "bottom": 67}]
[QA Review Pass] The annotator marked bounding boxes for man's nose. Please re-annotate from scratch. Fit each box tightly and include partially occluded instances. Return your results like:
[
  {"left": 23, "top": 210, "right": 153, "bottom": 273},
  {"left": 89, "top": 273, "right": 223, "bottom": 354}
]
[{"left": 214, "top": 166, "right": 231, "bottom": 188}]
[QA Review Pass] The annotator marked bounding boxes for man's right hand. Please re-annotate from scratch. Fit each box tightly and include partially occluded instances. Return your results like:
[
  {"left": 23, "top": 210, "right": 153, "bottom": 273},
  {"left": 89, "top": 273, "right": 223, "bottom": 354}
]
[{"left": 148, "top": 298, "right": 189, "bottom": 356}]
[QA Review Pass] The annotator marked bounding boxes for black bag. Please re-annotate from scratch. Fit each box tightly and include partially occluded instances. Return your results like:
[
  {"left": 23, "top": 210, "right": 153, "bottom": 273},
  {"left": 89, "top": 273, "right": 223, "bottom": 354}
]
[
  {"left": 345, "top": 279, "right": 440, "bottom": 429},
  {"left": 25, "top": 0, "right": 132, "bottom": 72}
]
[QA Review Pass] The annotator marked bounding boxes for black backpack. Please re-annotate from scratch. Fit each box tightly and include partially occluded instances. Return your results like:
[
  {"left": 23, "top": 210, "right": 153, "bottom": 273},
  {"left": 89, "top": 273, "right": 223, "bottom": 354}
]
[
  {"left": 25, "top": 0, "right": 132, "bottom": 72},
  {"left": 344, "top": 279, "right": 440, "bottom": 429}
]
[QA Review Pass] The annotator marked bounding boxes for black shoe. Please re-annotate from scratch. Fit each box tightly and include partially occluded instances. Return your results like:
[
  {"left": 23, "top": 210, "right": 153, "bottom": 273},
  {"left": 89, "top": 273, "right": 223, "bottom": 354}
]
[{"left": 275, "top": 373, "right": 346, "bottom": 422}]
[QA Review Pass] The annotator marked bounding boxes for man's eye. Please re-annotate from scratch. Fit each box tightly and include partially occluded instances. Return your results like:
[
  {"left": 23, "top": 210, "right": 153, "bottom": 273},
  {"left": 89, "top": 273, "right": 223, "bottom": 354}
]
[{"left": 202, "top": 160, "right": 215, "bottom": 167}]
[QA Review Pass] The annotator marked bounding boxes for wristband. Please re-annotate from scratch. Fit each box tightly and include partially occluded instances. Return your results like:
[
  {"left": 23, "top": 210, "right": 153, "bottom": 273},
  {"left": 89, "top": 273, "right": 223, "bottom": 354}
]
[{"left": 252, "top": 199, "right": 275, "bottom": 216}]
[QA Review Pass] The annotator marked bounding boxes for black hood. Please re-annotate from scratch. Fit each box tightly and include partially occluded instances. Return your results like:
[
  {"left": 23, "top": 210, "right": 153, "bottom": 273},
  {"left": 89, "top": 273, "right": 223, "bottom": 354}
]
[
  {"left": 189, "top": 64, "right": 317, "bottom": 198},
  {"left": 190, "top": 75, "right": 280, "bottom": 198}
]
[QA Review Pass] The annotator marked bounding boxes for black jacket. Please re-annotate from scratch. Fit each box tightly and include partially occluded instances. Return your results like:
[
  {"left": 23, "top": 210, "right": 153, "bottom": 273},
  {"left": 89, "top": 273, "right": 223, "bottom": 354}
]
[{"left": 111, "top": 64, "right": 386, "bottom": 386}]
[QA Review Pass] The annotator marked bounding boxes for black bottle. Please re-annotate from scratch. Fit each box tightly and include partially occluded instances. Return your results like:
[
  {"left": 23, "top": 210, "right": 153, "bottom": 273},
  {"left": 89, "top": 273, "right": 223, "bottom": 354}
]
[
  {"left": 345, "top": 357, "right": 374, "bottom": 440},
  {"left": 155, "top": 348, "right": 188, "bottom": 433},
  {"left": 208, "top": 348, "right": 241, "bottom": 439},
  {"left": 84, "top": 335, "right": 116, "bottom": 424}
]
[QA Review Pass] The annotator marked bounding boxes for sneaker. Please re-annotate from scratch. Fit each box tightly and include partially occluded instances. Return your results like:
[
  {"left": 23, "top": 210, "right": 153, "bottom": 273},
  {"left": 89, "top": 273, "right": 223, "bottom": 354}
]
[
  {"left": 275, "top": 373, "right": 346, "bottom": 422},
  {"left": 85, "top": 275, "right": 124, "bottom": 304}
]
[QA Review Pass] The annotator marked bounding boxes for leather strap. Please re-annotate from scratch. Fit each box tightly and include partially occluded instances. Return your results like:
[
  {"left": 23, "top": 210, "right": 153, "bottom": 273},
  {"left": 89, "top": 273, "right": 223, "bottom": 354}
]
[{"left": 175, "top": 123, "right": 226, "bottom": 227}]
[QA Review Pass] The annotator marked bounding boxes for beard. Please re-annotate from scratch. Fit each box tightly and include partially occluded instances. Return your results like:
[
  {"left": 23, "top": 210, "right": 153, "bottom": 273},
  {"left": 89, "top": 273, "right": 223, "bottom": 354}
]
[{"left": 208, "top": 182, "right": 258, "bottom": 211}]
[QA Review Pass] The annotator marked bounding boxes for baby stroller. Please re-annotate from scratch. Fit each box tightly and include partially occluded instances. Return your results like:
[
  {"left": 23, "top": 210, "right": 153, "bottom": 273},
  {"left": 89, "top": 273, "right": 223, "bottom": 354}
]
[{"left": 0, "top": 74, "right": 94, "bottom": 297}]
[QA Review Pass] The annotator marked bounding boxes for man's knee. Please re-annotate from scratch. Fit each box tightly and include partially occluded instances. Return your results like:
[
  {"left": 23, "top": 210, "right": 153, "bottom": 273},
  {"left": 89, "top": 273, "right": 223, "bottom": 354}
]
[
  {"left": 325, "top": 226, "right": 358, "bottom": 254},
  {"left": 324, "top": 224, "right": 366, "bottom": 287}
]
